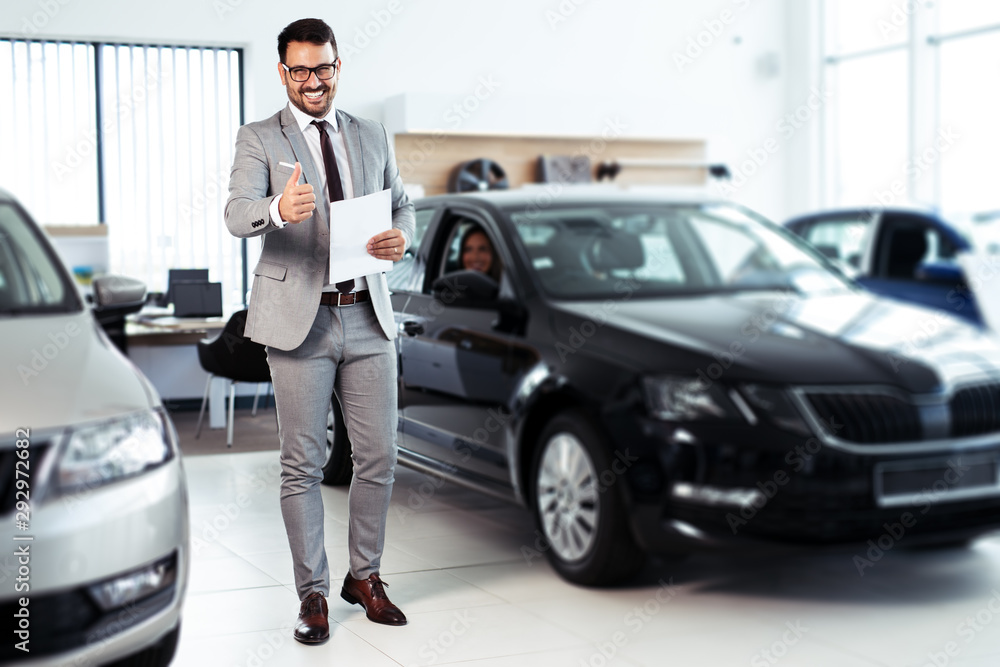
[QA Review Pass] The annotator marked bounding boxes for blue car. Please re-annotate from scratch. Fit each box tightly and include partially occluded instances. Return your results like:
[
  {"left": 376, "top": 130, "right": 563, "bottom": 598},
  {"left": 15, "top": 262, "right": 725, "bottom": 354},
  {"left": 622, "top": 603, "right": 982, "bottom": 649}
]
[{"left": 785, "top": 207, "right": 987, "bottom": 326}]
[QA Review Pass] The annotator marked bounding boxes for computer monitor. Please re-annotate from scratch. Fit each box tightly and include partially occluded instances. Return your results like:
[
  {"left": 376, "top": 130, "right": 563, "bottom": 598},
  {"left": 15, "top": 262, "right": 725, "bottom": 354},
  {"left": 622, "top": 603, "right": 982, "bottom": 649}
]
[
  {"left": 171, "top": 281, "right": 223, "bottom": 318},
  {"left": 166, "top": 268, "right": 209, "bottom": 306}
]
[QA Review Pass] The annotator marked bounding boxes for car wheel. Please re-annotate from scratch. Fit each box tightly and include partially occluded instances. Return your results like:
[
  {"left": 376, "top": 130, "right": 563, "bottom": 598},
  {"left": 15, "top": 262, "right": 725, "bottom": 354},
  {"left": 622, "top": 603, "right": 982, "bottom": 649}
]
[
  {"left": 531, "top": 409, "right": 645, "bottom": 585},
  {"left": 322, "top": 400, "right": 353, "bottom": 486}
]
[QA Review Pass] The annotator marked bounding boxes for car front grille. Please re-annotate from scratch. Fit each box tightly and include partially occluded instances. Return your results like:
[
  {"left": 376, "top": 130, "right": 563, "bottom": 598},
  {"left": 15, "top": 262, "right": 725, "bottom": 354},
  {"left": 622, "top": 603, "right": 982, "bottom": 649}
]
[
  {"left": 806, "top": 392, "right": 922, "bottom": 444},
  {"left": 951, "top": 383, "right": 1000, "bottom": 437}
]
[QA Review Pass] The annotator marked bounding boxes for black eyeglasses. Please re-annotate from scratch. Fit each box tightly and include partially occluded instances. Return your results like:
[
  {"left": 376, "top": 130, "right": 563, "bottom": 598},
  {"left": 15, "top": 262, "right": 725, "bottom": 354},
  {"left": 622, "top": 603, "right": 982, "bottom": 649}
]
[{"left": 282, "top": 62, "right": 337, "bottom": 82}]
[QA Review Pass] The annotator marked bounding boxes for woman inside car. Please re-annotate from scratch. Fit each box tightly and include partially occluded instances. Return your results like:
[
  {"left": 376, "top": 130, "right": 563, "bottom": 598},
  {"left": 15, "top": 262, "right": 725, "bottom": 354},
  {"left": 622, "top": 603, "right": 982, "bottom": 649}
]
[{"left": 459, "top": 224, "right": 502, "bottom": 282}]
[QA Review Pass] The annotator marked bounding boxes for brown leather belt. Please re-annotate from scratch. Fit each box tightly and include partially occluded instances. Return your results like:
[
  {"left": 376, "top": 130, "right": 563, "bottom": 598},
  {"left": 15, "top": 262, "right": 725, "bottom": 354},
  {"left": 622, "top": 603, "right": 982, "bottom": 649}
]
[{"left": 320, "top": 290, "right": 370, "bottom": 307}]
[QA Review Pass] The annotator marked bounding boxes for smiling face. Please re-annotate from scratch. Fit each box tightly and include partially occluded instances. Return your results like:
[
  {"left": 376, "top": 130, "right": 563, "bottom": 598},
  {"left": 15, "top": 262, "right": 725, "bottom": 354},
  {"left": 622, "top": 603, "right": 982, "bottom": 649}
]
[
  {"left": 461, "top": 231, "right": 493, "bottom": 274},
  {"left": 278, "top": 41, "right": 339, "bottom": 118}
]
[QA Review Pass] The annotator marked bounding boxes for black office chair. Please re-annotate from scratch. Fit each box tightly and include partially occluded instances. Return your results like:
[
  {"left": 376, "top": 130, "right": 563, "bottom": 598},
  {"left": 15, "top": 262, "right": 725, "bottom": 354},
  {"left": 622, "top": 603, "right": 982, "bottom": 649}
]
[{"left": 194, "top": 309, "right": 273, "bottom": 447}]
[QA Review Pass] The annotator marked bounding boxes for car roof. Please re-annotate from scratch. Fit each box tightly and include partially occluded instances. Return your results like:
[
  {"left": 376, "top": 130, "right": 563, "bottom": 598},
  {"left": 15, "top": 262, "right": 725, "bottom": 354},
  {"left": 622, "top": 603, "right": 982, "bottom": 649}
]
[{"left": 785, "top": 206, "right": 944, "bottom": 225}]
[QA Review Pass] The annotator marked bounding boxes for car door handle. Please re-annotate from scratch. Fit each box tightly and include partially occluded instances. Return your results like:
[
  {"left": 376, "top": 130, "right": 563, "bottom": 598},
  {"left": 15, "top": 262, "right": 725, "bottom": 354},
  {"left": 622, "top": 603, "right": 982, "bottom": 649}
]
[{"left": 401, "top": 320, "right": 424, "bottom": 336}]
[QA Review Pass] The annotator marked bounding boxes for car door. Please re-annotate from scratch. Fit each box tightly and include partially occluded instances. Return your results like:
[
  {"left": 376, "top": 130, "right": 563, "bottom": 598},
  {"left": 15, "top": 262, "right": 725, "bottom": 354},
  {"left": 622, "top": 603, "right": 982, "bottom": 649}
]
[
  {"left": 396, "top": 205, "right": 534, "bottom": 485},
  {"left": 859, "top": 212, "right": 979, "bottom": 323}
]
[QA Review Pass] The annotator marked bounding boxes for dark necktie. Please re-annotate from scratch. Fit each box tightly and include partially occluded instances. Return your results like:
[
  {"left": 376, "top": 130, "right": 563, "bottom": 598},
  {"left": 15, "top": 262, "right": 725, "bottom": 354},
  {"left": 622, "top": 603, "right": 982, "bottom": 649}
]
[{"left": 312, "top": 119, "right": 353, "bottom": 293}]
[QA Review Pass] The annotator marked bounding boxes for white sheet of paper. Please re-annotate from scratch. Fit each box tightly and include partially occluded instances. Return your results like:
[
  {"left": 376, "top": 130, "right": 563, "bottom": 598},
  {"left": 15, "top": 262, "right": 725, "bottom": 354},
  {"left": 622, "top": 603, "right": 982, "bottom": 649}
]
[{"left": 328, "top": 189, "right": 393, "bottom": 284}]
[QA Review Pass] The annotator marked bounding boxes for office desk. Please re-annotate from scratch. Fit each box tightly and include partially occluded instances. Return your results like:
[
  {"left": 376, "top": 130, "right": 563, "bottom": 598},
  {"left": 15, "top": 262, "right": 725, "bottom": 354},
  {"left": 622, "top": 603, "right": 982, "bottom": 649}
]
[{"left": 127, "top": 315, "right": 255, "bottom": 430}]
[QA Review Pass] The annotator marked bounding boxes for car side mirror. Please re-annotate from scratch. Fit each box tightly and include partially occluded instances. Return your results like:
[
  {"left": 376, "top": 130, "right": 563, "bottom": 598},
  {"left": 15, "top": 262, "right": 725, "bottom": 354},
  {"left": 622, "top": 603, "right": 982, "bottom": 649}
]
[
  {"left": 91, "top": 275, "right": 147, "bottom": 316},
  {"left": 431, "top": 270, "right": 499, "bottom": 305},
  {"left": 915, "top": 262, "right": 964, "bottom": 285}
]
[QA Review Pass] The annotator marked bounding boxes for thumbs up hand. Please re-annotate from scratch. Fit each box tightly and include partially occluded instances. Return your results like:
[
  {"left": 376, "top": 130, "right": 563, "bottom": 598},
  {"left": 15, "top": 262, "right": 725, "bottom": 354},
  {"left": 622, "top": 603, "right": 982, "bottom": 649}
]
[{"left": 277, "top": 162, "right": 315, "bottom": 224}]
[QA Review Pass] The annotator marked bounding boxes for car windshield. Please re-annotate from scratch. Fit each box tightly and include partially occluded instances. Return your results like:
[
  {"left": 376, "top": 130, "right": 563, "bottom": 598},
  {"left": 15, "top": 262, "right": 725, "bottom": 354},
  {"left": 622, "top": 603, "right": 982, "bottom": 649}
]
[
  {"left": 509, "top": 202, "right": 853, "bottom": 300},
  {"left": 0, "top": 201, "right": 81, "bottom": 315}
]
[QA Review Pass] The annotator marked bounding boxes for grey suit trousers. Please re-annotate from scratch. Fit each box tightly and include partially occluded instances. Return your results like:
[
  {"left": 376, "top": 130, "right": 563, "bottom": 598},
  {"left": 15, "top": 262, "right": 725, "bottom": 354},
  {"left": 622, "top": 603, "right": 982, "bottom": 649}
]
[{"left": 266, "top": 301, "right": 397, "bottom": 599}]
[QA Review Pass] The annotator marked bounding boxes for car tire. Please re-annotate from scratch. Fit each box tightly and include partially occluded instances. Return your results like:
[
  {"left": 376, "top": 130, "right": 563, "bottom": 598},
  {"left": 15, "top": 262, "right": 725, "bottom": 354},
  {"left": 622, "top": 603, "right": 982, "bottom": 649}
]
[
  {"left": 531, "top": 409, "right": 645, "bottom": 586},
  {"left": 322, "top": 400, "right": 353, "bottom": 486}
]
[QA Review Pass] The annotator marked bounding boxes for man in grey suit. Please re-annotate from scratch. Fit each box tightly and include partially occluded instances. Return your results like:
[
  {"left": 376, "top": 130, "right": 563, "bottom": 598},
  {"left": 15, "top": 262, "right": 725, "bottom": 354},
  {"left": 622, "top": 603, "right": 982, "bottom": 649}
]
[{"left": 225, "top": 17, "right": 413, "bottom": 644}]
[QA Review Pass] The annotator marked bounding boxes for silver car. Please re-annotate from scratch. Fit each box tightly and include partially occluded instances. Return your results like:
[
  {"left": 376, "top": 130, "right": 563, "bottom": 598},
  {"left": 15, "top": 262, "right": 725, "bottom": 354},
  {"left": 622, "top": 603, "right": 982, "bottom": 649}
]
[{"left": 0, "top": 187, "right": 188, "bottom": 666}]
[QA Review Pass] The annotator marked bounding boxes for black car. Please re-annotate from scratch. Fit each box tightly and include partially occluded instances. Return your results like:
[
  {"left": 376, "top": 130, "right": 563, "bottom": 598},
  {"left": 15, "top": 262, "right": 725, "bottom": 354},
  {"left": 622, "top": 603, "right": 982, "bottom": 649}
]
[{"left": 321, "top": 190, "right": 1000, "bottom": 586}]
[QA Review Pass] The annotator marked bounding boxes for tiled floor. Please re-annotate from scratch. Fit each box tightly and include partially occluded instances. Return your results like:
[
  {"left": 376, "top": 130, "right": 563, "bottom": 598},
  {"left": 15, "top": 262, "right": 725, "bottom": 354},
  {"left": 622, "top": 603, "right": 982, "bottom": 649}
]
[{"left": 174, "top": 445, "right": 1000, "bottom": 666}]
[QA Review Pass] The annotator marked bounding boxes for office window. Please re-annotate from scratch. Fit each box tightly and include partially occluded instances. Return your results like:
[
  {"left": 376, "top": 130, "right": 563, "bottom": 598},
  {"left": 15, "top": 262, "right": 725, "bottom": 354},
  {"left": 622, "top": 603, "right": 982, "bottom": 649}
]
[
  {"left": 938, "top": 23, "right": 1000, "bottom": 211},
  {"left": 822, "top": 2, "right": 1000, "bottom": 214},
  {"left": 825, "top": 51, "right": 909, "bottom": 206},
  {"left": 0, "top": 39, "right": 244, "bottom": 304},
  {"left": 822, "top": 1, "right": 910, "bottom": 207},
  {"left": 825, "top": 0, "right": 909, "bottom": 53},
  {"left": 0, "top": 40, "right": 99, "bottom": 225}
]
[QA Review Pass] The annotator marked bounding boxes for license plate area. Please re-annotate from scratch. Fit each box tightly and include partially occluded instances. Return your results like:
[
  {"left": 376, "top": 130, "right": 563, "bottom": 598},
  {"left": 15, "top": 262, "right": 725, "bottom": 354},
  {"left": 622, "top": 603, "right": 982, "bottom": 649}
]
[{"left": 874, "top": 455, "right": 1000, "bottom": 508}]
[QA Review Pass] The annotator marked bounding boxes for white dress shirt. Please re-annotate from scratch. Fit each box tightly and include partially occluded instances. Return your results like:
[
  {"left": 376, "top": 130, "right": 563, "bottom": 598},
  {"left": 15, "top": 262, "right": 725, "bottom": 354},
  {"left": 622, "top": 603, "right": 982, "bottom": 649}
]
[{"left": 269, "top": 102, "right": 366, "bottom": 292}]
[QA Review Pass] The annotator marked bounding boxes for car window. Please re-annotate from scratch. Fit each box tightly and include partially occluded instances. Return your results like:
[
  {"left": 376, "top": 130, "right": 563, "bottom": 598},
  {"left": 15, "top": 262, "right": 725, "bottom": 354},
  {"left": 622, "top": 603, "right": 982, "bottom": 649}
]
[
  {"left": 0, "top": 202, "right": 79, "bottom": 315},
  {"left": 510, "top": 203, "right": 851, "bottom": 299},
  {"left": 876, "top": 217, "right": 959, "bottom": 279},
  {"left": 387, "top": 207, "right": 435, "bottom": 292},
  {"left": 441, "top": 220, "right": 502, "bottom": 274},
  {"left": 804, "top": 217, "right": 871, "bottom": 267}
]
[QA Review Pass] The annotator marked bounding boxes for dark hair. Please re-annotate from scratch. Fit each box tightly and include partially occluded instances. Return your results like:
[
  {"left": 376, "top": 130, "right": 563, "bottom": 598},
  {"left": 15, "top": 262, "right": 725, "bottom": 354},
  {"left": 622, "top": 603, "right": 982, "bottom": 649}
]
[
  {"left": 459, "top": 224, "right": 502, "bottom": 282},
  {"left": 278, "top": 18, "right": 338, "bottom": 63}
]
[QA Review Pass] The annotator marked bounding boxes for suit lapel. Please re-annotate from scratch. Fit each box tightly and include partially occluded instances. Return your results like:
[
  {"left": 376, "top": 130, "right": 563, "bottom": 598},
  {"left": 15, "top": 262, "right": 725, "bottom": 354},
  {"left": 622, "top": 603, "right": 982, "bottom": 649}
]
[
  {"left": 279, "top": 107, "right": 325, "bottom": 212},
  {"left": 338, "top": 109, "right": 365, "bottom": 198}
]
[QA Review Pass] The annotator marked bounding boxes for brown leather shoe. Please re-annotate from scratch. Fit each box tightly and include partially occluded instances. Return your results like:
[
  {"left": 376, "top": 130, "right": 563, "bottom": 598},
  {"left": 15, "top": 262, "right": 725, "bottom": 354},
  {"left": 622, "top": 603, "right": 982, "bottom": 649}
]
[
  {"left": 340, "top": 573, "right": 407, "bottom": 626},
  {"left": 293, "top": 591, "right": 330, "bottom": 644}
]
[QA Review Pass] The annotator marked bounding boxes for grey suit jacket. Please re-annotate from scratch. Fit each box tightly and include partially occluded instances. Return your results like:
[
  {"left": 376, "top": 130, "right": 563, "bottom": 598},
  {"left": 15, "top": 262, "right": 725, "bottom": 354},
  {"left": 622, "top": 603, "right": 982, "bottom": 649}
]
[{"left": 225, "top": 106, "right": 415, "bottom": 351}]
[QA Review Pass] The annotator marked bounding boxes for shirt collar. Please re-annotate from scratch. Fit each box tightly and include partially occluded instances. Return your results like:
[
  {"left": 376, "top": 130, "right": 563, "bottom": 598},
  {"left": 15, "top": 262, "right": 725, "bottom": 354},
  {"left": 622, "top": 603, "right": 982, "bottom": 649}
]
[{"left": 287, "top": 101, "right": 339, "bottom": 134}]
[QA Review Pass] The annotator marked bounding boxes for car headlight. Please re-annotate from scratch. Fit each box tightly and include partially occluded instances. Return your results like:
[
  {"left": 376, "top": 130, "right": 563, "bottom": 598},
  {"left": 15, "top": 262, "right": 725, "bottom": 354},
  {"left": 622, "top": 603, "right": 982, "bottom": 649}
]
[
  {"left": 55, "top": 409, "right": 173, "bottom": 495},
  {"left": 643, "top": 376, "right": 741, "bottom": 422},
  {"left": 739, "top": 384, "right": 812, "bottom": 436}
]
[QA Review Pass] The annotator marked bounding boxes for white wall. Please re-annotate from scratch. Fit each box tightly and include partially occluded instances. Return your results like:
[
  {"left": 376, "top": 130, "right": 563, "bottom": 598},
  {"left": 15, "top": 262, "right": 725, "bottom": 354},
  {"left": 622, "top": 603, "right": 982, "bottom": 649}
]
[{"left": 1, "top": 0, "right": 813, "bottom": 220}]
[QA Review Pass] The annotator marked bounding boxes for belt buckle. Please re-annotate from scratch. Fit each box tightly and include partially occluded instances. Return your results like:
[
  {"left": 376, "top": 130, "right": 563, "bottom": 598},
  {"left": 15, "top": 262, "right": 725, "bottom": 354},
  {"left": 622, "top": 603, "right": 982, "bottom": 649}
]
[{"left": 336, "top": 292, "right": 355, "bottom": 307}]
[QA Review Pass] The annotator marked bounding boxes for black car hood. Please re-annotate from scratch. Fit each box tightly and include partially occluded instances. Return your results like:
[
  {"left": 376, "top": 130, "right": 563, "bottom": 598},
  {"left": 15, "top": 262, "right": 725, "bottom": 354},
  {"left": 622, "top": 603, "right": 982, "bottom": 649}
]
[{"left": 550, "top": 290, "right": 1000, "bottom": 393}]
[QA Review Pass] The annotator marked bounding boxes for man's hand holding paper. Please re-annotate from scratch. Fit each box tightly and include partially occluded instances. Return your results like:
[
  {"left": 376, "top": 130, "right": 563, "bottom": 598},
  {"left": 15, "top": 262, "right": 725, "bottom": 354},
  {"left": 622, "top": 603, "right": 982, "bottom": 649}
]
[{"left": 328, "top": 188, "right": 402, "bottom": 283}]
